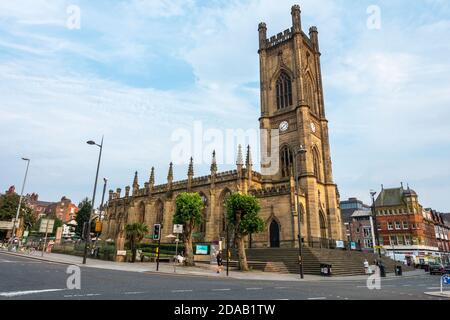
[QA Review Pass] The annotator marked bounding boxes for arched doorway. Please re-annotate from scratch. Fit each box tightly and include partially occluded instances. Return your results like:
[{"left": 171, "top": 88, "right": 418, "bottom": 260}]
[{"left": 269, "top": 220, "right": 280, "bottom": 248}]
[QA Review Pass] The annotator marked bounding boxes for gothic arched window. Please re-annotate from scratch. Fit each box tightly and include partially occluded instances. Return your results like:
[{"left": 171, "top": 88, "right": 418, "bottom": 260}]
[
  {"left": 220, "top": 189, "right": 232, "bottom": 232},
  {"left": 199, "top": 193, "right": 208, "bottom": 233},
  {"left": 280, "top": 146, "right": 293, "bottom": 178},
  {"left": 276, "top": 71, "right": 293, "bottom": 110},
  {"left": 304, "top": 76, "right": 319, "bottom": 116},
  {"left": 312, "top": 147, "right": 321, "bottom": 181},
  {"left": 155, "top": 199, "right": 164, "bottom": 224},
  {"left": 138, "top": 202, "right": 145, "bottom": 224}
]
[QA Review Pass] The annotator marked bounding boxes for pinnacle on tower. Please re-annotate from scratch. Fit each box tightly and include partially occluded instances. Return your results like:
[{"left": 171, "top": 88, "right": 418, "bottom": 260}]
[
  {"left": 167, "top": 162, "right": 173, "bottom": 182},
  {"left": 188, "top": 157, "right": 194, "bottom": 177},
  {"left": 245, "top": 145, "right": 253, "bottom": 166},
  {"left": 149, "top": 167, "right": 155, "bottom": 185},
  {"left": 291, "top": 4, "right": 301, "bottom": 32},
  {"left": 133, "top": 171, "right": 139, "bottom": 187},
  {"left": 210, "top": 150, "right": 218, "bottom": 173},
  {"left": 236, "top": 145, "right": 244, "bottom": 166}
]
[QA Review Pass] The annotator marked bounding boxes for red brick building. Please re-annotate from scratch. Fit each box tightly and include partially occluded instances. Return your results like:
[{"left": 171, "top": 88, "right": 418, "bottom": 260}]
[
  {"left": 28, "top": 194, "right": 78, "bottom": 223},
  {"left": 374, "top": 185, "right": 441, "bottom": 265}
]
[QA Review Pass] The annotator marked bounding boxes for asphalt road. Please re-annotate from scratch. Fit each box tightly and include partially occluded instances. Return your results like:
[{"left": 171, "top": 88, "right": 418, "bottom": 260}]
[{"left": 0, "top": 252, "right": 448, "bottom": 300}]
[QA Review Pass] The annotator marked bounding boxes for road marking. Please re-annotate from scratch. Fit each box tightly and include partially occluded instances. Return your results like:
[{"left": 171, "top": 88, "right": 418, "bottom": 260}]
[
  {"left": 307, "top": 297, "right": 326, "bottom": 300},
  {"left": 427, "top": 287, "right": 441, "bottom": 290},
  {"left": 171, "top": 290, "right": 193, "bottom": 293},
  {"left": 124, "top": 291, "right": 145, "bottom": 295},
  {"left": 212, "top": 288, "right": 231, "bottom": 291},
  {"left": 402, "top": 285, "right": 411, "bottom": 287},
  {"left": 64, "top": 293, "right": 101, "bottom": 298},
  {"left": 274, "top": 287, "right": 289, "bottom": 290},
  {"left": 246, "top": 288, "right": 263, "bottom": 290},
  {"left": 0, "top": 289, "right": 65, "bottom": 297}
]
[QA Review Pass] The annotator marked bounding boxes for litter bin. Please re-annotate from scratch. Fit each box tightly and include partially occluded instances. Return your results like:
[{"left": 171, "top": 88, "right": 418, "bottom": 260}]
[
  {"left": 320, "top": 264, "right": 332, "bottom": 277},
  {"left": 395, "top": 265, "right": 402, "bottom": 276},
  {"left": 379, "top": 264, "right": 386, "bottom": 277}
]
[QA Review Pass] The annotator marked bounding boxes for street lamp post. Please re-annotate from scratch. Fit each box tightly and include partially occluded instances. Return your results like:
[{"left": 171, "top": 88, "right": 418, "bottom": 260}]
[
  {"left": 82, "top": 137, "right": 104, "bottom": 265},
  {"left": 293, "top": 145, "right": 307, "bottom": 279},
  {"left": 10, "top": 158, "right": 30, "bottom": 247},
  {"left": 370, "top": 191, "right": 382, "bottom": 259},
  {"left": 93, "top": 178, "right": 108, "bottom": 253}
]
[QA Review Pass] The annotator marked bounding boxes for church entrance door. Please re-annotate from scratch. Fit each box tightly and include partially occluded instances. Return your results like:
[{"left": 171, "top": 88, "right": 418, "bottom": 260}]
[{"left": 269, "top": 220, "right": 280, "bottom": 248}]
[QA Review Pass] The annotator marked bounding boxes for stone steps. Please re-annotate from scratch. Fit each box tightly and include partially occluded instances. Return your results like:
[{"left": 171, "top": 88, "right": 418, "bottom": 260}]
[{"left": 227, "top": 247, "right": 415, "bottom": 276}]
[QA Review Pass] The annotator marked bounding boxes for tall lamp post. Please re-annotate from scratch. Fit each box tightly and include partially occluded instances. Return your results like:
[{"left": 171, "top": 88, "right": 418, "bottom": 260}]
[
  {"left": 10, "top": 158, "right": 30, "bottom": 246},
  {"left": 370, "top": 190, "right": 381, "bottom": 259},
  {"left": 83, "top": 137, "right": 104, "bottom": 265},
  {"left": 293, "top": 145, "right": 307, "bottom": 279},
  {"left": 93, "top": 177, "right": 108, "bottom": 253}
]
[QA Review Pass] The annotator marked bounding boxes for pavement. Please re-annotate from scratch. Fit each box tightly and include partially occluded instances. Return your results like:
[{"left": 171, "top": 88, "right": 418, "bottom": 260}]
[
  {"left": 1, "top": 250, "right": 449, "bottom": 300},
  {"left": 0, "top": 249, "right": 427, "bottom": 282}
]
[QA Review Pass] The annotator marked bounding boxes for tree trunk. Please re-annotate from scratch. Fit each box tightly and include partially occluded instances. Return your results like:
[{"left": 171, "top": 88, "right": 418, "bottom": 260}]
[
  {"left": 235, "top": 210, "right": 248, "bottom": 271},
  {"left": 236, "top": 233, "right": 249, "bottom": 271},
  {"left": 184, "top": 231, "right": 195, "bottom": 266},
  {"left": 131, "top": 238, "right": 136, "bottom": 263}
]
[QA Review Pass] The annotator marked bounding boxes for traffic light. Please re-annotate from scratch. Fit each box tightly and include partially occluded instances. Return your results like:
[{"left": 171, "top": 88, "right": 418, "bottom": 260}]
[{"left": 153, "top": 224, "right": 161, "bottom": 241}]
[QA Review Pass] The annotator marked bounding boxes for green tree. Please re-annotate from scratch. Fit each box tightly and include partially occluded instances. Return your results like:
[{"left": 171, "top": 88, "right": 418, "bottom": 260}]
[
  {"left": 225, "top": 193, "right": 265, "bottom": 271},
  {"left": 0, "top": 192, "right": 35, "bottom": 230},
  {"left": 75, "top": 198, "right": 92, "bottom": 237},
  {"left": 173, "top": 192, "right": 204, "bottom": 266},
  {"left": 125, "top": 222, "right": 149, "bottom": 263}
]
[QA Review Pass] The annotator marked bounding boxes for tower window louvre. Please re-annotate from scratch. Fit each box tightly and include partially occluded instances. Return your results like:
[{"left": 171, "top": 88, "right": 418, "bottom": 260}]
[{"left": 276, "top": 71, "right": 293, "bottom": 110}]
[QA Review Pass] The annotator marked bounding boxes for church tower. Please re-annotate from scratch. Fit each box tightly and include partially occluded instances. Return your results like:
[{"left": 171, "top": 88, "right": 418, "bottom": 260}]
[{"left": 258, "top": 5, "right": 344, "bottom": 240}]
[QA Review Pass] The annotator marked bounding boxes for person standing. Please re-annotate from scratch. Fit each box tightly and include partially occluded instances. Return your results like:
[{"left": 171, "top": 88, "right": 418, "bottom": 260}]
[
  {"left": 364, "top": 259, "right": 370, "bottom": 274},
  {"left": 216, "top": 251, "right": 223, "bottom": 274}
]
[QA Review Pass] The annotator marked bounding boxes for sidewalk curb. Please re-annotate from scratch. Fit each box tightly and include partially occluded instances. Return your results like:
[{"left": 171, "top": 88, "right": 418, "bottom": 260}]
[{"left": 424, "top": 291, "right": 450, "bottom": 298}]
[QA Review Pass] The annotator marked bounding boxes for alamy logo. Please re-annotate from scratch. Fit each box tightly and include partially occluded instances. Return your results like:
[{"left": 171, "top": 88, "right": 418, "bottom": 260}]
[
  {"left": 66, "top": 265, "right": 81, "bottom": 290},
  {"left": 366, "top": 265, "right": 381, "bottom": 290},
  {"left": 366, "top": 5, "right": 382, "bottom": 30},
  {"left": 66, "top": 5, "right": 81, "bottom": 30}
]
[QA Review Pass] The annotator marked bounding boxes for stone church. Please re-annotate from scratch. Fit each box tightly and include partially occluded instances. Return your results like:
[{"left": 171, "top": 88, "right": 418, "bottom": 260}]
[{"left": 102, "top": 5, "right": 345, "bottom": 250}]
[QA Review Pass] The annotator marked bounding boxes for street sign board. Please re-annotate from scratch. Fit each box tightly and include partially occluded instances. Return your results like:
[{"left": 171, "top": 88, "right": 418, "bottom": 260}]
[
  {"left": 173, "top": 224, "right": 183, "bottom": 234},
  {"left": 335, "top": 240, "right": 345, "bottom": 249},
  {"left": 39, "top": 219, "right": 55, "bottom": 233},
  {"left": 443, "top": 275, "right": 450, "bottom": 285},
  {"left": 0, "top": 221, "right": 13, "bottom": 230}
]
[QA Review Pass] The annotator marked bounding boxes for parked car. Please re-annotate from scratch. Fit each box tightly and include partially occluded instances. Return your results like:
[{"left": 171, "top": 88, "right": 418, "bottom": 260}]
[{"left": 429, "top": 263, "right": 445, "bottom": 275}]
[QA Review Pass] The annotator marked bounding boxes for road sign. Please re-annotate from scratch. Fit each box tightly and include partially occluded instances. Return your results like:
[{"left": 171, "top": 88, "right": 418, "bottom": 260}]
[
  {"left": 443, "top": 275, "right": 450, "bottom": 285},
  {"left": 39, "top": 219, "right": 55, "bottom": 233},
  {"left": 173, "top": 224, "right": 183, "bottom": 234}
]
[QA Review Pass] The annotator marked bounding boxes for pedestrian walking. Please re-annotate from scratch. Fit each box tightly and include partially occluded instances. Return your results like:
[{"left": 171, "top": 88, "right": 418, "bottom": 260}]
[
  {"left": 216, "top": 251, "right": 223, "bottom": 274},
  {"left": 363, "top": 259, "right": 370, "bottom": 274}
]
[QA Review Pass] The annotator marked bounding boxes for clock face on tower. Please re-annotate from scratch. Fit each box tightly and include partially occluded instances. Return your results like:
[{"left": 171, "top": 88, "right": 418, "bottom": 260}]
[{"left": 279, "top": 121, "right": 289, "bottom": 132}]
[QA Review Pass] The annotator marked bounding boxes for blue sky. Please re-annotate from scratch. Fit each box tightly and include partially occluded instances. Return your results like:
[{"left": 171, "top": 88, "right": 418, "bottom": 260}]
[{"left": 0, "top": 0, "right": 449, "bottom": 211}]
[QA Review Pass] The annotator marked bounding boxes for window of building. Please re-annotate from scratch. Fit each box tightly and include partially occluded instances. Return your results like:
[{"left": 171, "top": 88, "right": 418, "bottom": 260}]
[
  {"left": 405, "top": 236, "right": 412, "bottom": 245},
  {"left": 276, "top": 71, "right": 293, "bottom": 110},
  {"left": 390, "top": 235, "right": 398, "bottom": 246},
  {"left": 403, "top": 221, "right": 409, "bottom": 230},
  {"left": 364, "top": 238, "right": 373, "bottom": 248},
  {"left": 377, "top": 223, "right": 381, "bottom": 231},
  {"left": 280, "top": 146, "right": 293, "bottom": 178},
  {"left": 388, "top": 222, "right": 394, "bottom": 230},
  {"left": 395, "top": 221, "right": 401, "bottom": 230},
  {"left": 363, "top": 227, "right": 371, "bottom": 238},
  {"left": 397, "top": 235, "right": 405, "bottom": 245}
]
